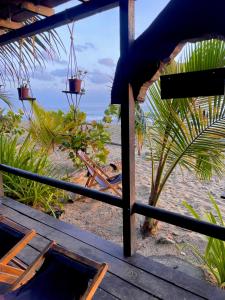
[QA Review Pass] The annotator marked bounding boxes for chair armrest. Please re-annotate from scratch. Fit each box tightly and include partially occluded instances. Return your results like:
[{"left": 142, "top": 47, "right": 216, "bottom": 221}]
[
  {"left": 11, "top": 241, "right": 54, "bottom": 291},
  {"left": 82, "top": 263, "right": 108, "bottom": 300},
  {"left": 0, "top": 230, "right": 36, "bottom": 266}
]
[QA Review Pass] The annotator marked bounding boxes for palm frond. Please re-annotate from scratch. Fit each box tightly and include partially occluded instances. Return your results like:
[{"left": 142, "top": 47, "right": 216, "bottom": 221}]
[
  {"left": 0, "top": 16, "right": 65, "bottom": 85},
  {"left": 0, "top": 91, "right": 11, "bottom": 107},
  {"left": 146, "top": 39, "right": 225, "bottom": 203}
]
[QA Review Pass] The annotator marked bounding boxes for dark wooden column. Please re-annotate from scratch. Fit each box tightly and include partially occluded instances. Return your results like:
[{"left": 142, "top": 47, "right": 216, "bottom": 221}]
[{"left": 120, "top": 0, "right": 136, "bottom": 256}]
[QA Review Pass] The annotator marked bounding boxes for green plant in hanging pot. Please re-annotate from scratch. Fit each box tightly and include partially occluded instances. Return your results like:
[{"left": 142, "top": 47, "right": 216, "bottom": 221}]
[
  {"left": 18, "top": 79, "right": 30, "bottom": 100},
  {"left": 66, "top": 21, "right": 88, "bottom": 94}
]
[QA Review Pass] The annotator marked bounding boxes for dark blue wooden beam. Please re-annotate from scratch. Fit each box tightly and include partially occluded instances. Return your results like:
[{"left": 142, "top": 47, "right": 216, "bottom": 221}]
[
  {"left": 0, "top": 164, "right": 123, "bottom": 208},
  {"left": 161, "top": 68, "right": 225, "bottom": 99},
  {"left": 2, "top": 162, "right": 225, "bottom": 243},
  {"left": 134, "top": 201, "right": 225, "bottom": 242},
  {"left": 0, "top": 0, "right": 119, "bottom": 46}
]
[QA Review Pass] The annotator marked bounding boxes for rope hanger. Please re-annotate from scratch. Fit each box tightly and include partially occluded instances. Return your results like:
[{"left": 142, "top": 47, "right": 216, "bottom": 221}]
[
  {"left": 18, "top": 38, "right": 35, "bottom": 120},
  {"left": 63, "top": 20, "right": 86, "bottom": 120}
]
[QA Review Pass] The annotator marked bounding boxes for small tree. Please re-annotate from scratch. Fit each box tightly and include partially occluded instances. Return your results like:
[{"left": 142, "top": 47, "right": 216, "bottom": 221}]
[
  {"left": 107, "top": 103, "right": 147, "bottom": 155},
  {"left": 29, "top": 102, "right": 111, "bottom": 167},
  {"left": 142, "top": 39, "right": 225, "bottom": 235}
]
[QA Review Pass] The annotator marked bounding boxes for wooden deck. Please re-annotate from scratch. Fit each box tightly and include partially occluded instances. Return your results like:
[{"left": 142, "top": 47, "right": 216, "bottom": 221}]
[{"left": 1, "top": 197, "right": 225, "bottom": 300}]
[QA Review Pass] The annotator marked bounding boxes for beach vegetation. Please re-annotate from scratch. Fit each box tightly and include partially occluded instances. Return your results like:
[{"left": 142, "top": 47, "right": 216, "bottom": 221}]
[
  {"left": 107, "top": 102, "right": 147, "bottom": 155},
  {"left": 29, "top": 102, "right": 111, "bottom": 167},
  {"left": 0, "top": 91, "right": 11, "bottom": 108},
  {"left": 135, "top": 103, "right": 147, "bottom": 155},
  {"left": 0, "top": 109, "right": 24, "bottom": 136},
  {"left": 183, "top": 195, "right": 225, "bottom": 288},
  {"left": 0, "top": 134, "right": 65, "bottom": 215},
  {"left": 142, "top": 39, "right": 225, "bottom": 235}
]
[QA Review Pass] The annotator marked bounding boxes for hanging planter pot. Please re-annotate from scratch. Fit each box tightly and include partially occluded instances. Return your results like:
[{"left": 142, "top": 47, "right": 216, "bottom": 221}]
[
  {"left": 68, "top": 77, "right": 82, "bottom": 93},
  {"left": 18, "top": 79, "right": 31, "bottom": 100},
  {"left": 18, "top": 86, "right": 30, "bottom": 100}
]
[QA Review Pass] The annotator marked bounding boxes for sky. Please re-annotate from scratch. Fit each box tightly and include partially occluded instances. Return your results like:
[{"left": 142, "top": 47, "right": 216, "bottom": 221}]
[{"left": 6, "top": 0, "right": 171, "bottom": 117}]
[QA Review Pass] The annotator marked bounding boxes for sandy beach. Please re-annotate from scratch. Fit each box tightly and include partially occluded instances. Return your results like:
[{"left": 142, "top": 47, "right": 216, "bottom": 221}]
[{"left": 50, "top": 124, "right": 225, "bottom": 280}]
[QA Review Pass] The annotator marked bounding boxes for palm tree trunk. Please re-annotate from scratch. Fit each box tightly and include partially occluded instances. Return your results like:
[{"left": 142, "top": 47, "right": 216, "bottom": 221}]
[{"left": 141, "top": 181, "right": 161, "bottom": 237}]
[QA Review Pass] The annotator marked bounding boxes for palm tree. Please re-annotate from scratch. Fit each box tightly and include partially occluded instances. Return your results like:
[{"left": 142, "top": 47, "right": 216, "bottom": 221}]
[
  {"left": 142, "top": 39, "right": 225, "bottom": 235},
  {"left": 135, "top": 102, "right": 147, "bottom": 155},
  {"left": 110, "top": 102, "right": 147, "bottom": 155}
]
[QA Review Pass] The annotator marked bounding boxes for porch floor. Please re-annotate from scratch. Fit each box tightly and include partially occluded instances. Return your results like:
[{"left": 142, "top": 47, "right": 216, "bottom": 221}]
[{"left": 0, "top": 196, "right": 224, "bottom": 300}]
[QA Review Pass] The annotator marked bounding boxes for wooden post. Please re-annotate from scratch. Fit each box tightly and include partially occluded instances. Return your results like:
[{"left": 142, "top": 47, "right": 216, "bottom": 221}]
[
  {"left": 120, "top": 0, "right": 136, "bottom": 256},
  {"left": 0, "top": 173, "right": 4, "bottom": 197}
]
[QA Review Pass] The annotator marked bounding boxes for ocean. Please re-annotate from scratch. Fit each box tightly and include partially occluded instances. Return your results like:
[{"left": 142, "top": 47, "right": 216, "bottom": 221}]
[
  {"left": 2, "top": 86, "right": 148, "bottom": 122},
  {"left": 5, "top": 87, "right": 112, "bottom": 121}
]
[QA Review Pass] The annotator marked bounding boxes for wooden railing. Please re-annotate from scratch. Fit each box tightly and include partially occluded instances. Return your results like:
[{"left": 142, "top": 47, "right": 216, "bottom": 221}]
[{"left": 1, "top": 163, "right": 225, "bottom": 256}]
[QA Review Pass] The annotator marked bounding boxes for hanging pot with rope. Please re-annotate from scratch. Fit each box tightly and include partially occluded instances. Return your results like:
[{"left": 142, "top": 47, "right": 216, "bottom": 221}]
[
  {"left": 17, "top": 39, "right": 36, "bottom": 102},
  {"left": 63, "top": 22, "right": 87, "bottom": 96},
  {"left": 62, "top": 21, "right": 87, "bottom": 120},
  {"left": 69, "top": 77, "right": 82, "bottom": 93},
  {"left": 17, "top": 80, "right": 30, "bottom": 100},
  {"left": 17, "top": 38, "right": 36, "bottom": 120}
]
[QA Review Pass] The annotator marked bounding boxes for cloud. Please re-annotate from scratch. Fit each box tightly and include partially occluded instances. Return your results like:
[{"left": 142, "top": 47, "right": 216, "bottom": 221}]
[
  {"left": 75, "top": 42, "right": 96, "bottom": 52},
  {"left": 40, "top": 51, "right": 67, "bottom": 65},
  {"left": 31, "top": 68, "right": 54, "bottom": 82},
  {"left": 98, "top": 58, "right": 115, "bottom": 68},
  {"left": 88, "top": 69, "right": 111, "bottom": 85},
  {"left": 53, "top": 58, "right": 68, "bottom": 65},
  {"left": 51, "top": 68, "right": 67, "bottom": 78}
]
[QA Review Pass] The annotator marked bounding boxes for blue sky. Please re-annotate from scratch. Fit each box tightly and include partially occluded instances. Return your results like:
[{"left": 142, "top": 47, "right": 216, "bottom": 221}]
[{"left": 8, "top": 0, "right": 170, "bottom": 117}]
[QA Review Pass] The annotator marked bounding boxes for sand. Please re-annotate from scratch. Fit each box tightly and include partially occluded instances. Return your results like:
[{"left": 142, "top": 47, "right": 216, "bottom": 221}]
[{"left": 51, "top": 124, "right": 225, "bottom": 277}]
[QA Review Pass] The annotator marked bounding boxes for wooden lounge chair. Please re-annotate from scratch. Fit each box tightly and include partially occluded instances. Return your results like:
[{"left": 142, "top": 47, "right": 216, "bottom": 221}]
[
  {"left": 0, "top": 216, "right": 36, "bottom": 288},
  {"left": 77, "top": 150, "right": 122, "bottom": 197},
  {"left": 0, "top": 241, "right": 108, "bottom": 300}
]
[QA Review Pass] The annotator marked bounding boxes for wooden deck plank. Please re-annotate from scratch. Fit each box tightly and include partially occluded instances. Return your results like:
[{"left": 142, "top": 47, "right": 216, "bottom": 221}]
[
  {"left": 28, "top": 234, "right": 51, "bottom": 250},
  {"left": 1, "top": 197, "right": 124, "bottom": 255},
  {"left": 2, "top": 197, "right": 224, "bottom": 299},
  {"left": 1, "top": 198, "right": 225, "bottom": 299},
  {"left": 94, "top": 288, "right": 120, "bottom": 300},
  {"left": 15, "top": 244, "right": 40, "bottom": 266}
]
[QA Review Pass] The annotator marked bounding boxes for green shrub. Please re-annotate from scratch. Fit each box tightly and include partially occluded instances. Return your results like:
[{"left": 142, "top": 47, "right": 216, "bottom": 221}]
[
  {"left": 0, "top": 134, "right": 65, "bottom": 215},
  {"left": 29, "top": 103, "right": 111, "bottom": 167},
  {"left": 0, "top": 109, "right": 24, "bottom": 136},
  {"left": 183, "top": 195, "right": 225, "bottom": 288}
]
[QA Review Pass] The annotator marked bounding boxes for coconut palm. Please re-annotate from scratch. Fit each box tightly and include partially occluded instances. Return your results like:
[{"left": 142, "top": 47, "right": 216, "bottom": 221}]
[
  {"left": 135, "top": 102, "right": 147, "bottom": 155},
  {"left": 108, "top": 102, "right": 147, "bottom": 155},
  {"left": 142, "top": 39, "right": 225, "bottom": 235}
]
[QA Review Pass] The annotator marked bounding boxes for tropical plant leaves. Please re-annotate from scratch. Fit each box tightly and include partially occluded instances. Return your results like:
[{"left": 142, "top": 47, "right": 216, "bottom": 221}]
[
  {"left": 146, "top": 39, "right": 225, "bottom": 195},
  {"left": 183, "top": 195, "right": 225, "bottom": 287},
  {"left": 0, "top": 134, "right": 65, "bottom": 212},
  {"left": 0, "top": 16, "right": 65, "bottom": 86}
]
